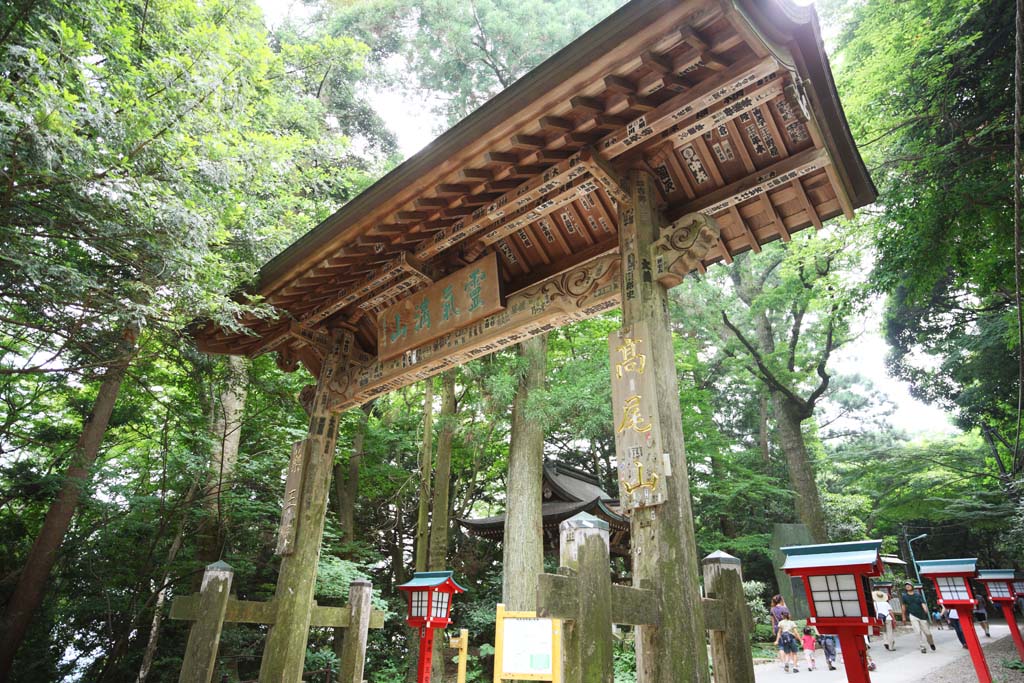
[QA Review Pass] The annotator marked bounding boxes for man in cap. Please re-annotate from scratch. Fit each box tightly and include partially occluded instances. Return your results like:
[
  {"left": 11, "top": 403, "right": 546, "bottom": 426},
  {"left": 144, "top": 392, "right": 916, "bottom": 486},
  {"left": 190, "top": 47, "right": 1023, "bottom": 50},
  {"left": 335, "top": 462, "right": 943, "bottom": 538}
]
[
  {"left": 872, "top": 588, "right": 895, "bottom": 650},
  {"left": 900, "top": 581, "right": 936, "bottom": 653}
]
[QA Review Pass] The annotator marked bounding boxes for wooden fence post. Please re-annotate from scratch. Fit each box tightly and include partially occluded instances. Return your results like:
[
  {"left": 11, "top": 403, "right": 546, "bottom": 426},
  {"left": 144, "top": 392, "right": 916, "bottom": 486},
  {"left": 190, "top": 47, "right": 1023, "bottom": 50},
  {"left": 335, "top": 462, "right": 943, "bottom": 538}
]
[
  {"left": 338, "top": 580, "right": 372, "bottom": 683},
  {"left": 702, "top": 551, "right": 755, "bottom": 683},
  {"left": 179, "top": 561, "right": 233, "bottom": 683}
]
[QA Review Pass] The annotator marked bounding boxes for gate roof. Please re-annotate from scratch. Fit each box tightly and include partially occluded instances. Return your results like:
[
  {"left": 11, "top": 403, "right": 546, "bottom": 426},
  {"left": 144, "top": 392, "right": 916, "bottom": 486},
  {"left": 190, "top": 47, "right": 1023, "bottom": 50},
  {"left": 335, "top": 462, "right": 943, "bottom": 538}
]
[{"left": 193, "top": 0, "right": 873, "bottom": 394}]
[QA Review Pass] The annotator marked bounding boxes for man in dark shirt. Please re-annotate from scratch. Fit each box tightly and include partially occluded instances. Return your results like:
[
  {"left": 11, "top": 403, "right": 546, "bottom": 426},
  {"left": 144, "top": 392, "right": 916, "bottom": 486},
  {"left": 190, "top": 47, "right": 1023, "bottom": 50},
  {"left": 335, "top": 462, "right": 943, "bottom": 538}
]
[{"left": 901, "top": 581, "right": 936, "bottom": 653}]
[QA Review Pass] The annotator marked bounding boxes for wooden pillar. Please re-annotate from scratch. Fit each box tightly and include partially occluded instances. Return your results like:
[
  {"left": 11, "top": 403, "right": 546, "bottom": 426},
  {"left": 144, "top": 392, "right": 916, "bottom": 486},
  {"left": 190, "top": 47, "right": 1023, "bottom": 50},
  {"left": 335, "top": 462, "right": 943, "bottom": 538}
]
[
  {"left": 260, "top": 332, "right": 352, "bottom": 683},
  {"left": 702, "top": 551, "right": 755, "bottom": 683},
  {"left": 451, "top": 629, "right": 469, "bottom": 683},
  {"left": 179, "top": 561, "right": 233, "bottom": 683},
  {"left": 563, "top": 514, "right": 614, "bottom": 683},
  {"left": 617, "top": 169, "right": 710, "bottom": 683},
  {"left": 338, "top": 580, "right": 372, "bottom": 683}
]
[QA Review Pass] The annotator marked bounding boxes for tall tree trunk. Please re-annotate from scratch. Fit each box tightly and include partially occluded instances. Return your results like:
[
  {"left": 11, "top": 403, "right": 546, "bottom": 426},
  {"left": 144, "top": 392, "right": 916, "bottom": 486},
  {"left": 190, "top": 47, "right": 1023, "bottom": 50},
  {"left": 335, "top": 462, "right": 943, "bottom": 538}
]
[
  {"left": 502, "top": 334, "right": 547, "bottom": 609},
  {"left": 409, "top": 380, "right": 435, "bottom": 683},
  {"left": 0, "top": 332, "right": 137, "bottom": 682},
  {"left": 751, "top": 307, "right": 828, "bottom": 543},
  {"left": 429, "top": 370, "right": 457, "bottom": 682},
  {"left": 195, "top": 355, "right": 249, "bottom": 567},
  {"left": 336, "top": 403, "right": 372, "bottom": 548},
  {"left": 772, "top": 396, "right": 828, "bottom": 543},
  {"left": 135, "top": 480, "right": 197, "bottom": 683},
  {"left": 758, "top": 392, "right": 771, "bottom": 464},
  {"left": 332, "top": 404, "right": 372, "bottom": 669},
  {"left": 414, "top": 379, "right": 434, "bottom": 573}
]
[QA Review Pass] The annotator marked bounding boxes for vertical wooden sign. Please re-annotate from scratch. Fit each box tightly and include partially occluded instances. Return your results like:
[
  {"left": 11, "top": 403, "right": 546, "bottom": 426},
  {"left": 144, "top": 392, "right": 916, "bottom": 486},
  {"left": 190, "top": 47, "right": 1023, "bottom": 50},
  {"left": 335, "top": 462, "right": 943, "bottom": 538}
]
[
  {"left": 276, "top": 440, "right": 309, "bottom": 555},
  {"left": 609, "top": 323, "right": 667, "bottom": 509}
]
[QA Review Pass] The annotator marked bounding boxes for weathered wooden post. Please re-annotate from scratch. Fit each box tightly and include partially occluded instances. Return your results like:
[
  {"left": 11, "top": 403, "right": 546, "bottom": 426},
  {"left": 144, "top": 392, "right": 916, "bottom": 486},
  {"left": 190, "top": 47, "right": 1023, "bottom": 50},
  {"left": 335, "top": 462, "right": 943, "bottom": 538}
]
[
  {"left": 702, "top": 551, "right": 755, "bottom": 683},
  {"left": 179, "top": 561, "right": 233, "bottom": 683},
  {"left": 537, "top": 512, "right": 658, "bottom": 683},
  {"left": 260, "top": 331, "right": 353, "bottom": 683},
  {"left": 448, "top": 629, "right": 469, "bottom": 683},
  {"left": 611, "top": 169, "right": 719, "bottom": 683},
  {"left": 338, "top": 580, "right": 372, "bottom": 683}
]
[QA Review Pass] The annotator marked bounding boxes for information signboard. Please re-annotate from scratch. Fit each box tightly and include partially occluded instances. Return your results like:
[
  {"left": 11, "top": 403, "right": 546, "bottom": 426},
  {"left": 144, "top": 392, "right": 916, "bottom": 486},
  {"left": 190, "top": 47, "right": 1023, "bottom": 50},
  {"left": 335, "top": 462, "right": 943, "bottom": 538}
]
[{"left": 493, "top": 604, "right": 561, "bottom": 682}]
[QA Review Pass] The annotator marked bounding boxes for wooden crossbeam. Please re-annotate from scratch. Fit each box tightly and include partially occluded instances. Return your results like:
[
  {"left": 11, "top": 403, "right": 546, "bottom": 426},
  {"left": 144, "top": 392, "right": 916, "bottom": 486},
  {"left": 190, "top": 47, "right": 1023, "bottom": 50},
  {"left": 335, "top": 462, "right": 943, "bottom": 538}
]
[
  {"left": 679, "top": 146, "right": 828, "bottom": 217},
  {"left": 170, "top": 595, "right": 385, "bottom": 629},
  {"left": 415, "top": 149, "right": 594, "bottom": 260},
  {"left": 598, "top": 55, "right": 778, "bottom": 158},
  {"left": 660, "top": 78, "right": 785, "bottom": 151},
  {"left": 467, "top": 175, "right": 601, "bottom": 258}
]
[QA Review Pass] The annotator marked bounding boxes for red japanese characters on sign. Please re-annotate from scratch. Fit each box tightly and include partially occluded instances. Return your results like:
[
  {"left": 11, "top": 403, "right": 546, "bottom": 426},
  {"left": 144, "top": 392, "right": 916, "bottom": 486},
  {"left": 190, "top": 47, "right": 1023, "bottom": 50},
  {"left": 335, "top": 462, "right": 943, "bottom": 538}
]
[
  {"left": 377, "top": 253, "right": 503, "bottom": 361},
  {"left": 609, "top": 323, "right": 667, "bottom": 510}
]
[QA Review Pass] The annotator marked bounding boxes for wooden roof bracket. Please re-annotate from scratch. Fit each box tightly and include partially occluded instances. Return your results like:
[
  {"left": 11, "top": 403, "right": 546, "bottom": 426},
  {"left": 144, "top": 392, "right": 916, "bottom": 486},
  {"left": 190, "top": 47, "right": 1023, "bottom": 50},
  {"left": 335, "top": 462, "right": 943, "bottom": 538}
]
[{"left": 652, "top": 212, "right": 721, "bottom": 287}]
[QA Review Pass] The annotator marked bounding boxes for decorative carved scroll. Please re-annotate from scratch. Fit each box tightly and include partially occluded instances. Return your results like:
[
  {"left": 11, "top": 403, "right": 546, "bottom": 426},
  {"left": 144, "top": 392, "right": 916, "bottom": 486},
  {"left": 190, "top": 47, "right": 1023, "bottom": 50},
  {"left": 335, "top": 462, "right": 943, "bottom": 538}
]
[{"left": 652, "top": 213, "right": 721, "bottom": 287}]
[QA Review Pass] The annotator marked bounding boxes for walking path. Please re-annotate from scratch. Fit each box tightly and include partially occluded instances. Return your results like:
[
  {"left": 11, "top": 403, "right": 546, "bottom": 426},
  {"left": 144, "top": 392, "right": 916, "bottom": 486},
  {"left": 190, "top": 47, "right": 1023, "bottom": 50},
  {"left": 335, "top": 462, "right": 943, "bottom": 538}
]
[{"left": 755, "top": 621, "right": 1024, "bottom": 682}]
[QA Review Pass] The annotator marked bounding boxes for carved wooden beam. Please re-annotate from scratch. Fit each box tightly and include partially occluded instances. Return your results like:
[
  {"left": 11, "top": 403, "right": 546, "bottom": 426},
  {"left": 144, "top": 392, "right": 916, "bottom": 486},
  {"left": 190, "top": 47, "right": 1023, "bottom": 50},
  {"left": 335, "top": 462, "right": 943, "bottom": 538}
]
[
  {"left": 246, "top": 253, "right": 429, "bottom": 358},
  {"left": 327, "top": 252, "right": 623, "bottom": 411},
  {"left": 598, "top": 55, "right": 779, "bottom": 158}
]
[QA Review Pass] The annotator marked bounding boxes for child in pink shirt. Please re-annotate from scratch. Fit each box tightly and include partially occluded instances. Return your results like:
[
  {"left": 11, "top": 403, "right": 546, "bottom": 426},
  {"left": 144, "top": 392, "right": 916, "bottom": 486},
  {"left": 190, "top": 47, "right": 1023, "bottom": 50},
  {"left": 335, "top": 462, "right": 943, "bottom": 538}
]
[{"left": 802, "top": 627, "right": 817, "bottom": 671}]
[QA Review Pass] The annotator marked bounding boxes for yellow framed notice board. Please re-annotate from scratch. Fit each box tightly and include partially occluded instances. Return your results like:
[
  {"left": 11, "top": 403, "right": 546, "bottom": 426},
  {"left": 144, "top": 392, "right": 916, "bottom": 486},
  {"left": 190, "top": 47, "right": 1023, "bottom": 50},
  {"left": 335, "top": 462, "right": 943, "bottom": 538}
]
[{"left": 493, "top": 604, "right": 562, "bottom": 682}]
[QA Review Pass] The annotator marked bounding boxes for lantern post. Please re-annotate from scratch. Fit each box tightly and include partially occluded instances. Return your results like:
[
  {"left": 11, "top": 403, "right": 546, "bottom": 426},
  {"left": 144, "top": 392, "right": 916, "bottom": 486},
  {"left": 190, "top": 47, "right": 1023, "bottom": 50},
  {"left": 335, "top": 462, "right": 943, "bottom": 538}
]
[
  {"left": 918, "top": 559, "right": 991, "bottom": 683},
  {"left": 781, "top": 540, "right": 883, "bottom": 683},
  {"left": 397, "top": 571, "right": 466, "bottom": 683},
  {"left": 976, "top": 570, "right": 1024, "bottom": 661}
]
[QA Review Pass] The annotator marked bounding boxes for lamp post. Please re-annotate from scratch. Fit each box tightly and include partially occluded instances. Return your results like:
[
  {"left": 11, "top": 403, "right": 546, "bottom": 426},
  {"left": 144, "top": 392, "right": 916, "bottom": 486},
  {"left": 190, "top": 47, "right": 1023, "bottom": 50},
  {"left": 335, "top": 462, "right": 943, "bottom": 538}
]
[
  {"left": 977, "top": 570, "right": 1024, "bottom": 661},
  {"left": 397, "top": 571, "right": 466, "bottom": 683},
  {"left": 919, "top": 559, "right": 991, "bottom": 683},
  {"left": 781, "top": 540, "right": 884, "bottom": 683},
  {"left": 907, "top": 533, "right": 927, "bottom": 584}
]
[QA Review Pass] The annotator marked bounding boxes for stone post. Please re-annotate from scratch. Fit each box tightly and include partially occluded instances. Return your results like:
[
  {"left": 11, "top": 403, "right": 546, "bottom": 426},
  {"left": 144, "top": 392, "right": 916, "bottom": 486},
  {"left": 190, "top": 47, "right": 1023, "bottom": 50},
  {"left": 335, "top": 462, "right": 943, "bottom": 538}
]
[
  {"left": 702, "top": 551, "right": 755, "bottom": 683},
  {"left": 338, "top": 580, "right": 372, "bottom": 683},
  {"left": 618, "top": 169, "right": 710, "bottom": 683},
  {"left": 560, "top": 512, "right": 613, "bottom": 683},
  {"left": 179, "top": 561, "right": 233, "bottom": 683}
]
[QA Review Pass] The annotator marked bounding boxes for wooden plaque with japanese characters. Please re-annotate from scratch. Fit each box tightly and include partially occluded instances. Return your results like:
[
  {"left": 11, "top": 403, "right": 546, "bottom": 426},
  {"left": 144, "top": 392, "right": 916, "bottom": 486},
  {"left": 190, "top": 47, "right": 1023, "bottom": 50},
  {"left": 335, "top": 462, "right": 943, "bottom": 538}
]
[
  {"left": 609, "top": 323, "right": 667, "bottom": 509},
  {"left": 276, "top": 439, "right": 310, "bottom": 555},
  {"left": 377, "top": 252, "right": 503, "bottom": 361}
]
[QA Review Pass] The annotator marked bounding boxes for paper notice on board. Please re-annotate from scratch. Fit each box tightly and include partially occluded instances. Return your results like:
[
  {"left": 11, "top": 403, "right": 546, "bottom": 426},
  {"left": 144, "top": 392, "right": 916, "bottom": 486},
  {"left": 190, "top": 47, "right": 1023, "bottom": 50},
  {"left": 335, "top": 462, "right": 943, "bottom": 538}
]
[{"left": 501, "top": 617, "right": 554, "bottom": 675}]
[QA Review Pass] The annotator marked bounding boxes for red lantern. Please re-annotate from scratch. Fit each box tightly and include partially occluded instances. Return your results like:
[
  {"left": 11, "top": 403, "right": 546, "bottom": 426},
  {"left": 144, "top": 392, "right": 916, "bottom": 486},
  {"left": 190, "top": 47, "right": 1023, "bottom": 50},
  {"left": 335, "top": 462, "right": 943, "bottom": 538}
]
[
  {"left": 397, "top": 571, "right": 466, "bottom": 683},
  {"left": 918, "top": 559, "right": 991, "bottom": 682},
  {"left": 977, "top": 570, "right": 1024, "bottom": 661},
  {"left": 782, "top": 540, "right": 883, "bottom": 683}
]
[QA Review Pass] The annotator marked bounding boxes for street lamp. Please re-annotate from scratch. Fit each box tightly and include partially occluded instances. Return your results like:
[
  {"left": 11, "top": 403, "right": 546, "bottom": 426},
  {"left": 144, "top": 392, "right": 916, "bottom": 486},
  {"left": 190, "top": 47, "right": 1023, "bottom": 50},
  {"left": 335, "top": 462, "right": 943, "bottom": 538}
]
[{"left": 907, "top": 533, "right": 927, "bottom": 583}]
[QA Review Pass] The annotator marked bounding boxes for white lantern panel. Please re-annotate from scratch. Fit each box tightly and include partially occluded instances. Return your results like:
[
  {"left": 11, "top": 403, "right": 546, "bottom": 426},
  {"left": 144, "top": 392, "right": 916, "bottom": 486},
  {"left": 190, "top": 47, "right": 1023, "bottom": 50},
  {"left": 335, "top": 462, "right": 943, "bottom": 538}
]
[
  {"left": 411, "top": 591, "right": 428, "bottom": 617},
  {"left": 988, "top": 582, "right": 1012, "bottom": 598},
  {"left": 809, "top": 574, "right": 862, "bottom": 618},
  {"left": 937, "top": 576, "right": 970, "bottom": 601},
  {"left": 431, "top": 591, "right": 450, "bottom": 619},
  {"left": 1014, "top": 581, "right": 1024, "bottom": 594}
]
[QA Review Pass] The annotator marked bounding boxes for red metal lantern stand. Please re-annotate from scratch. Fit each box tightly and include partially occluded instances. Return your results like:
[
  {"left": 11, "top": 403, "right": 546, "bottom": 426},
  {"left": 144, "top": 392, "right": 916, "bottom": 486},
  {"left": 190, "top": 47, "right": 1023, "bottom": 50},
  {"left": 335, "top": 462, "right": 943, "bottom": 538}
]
[
  {"left": 919, "top": 559, "right": 991, "bottom": 683},
  {"left": 397, "top": 571, "right": 466, "bottom": 683},
  {"left": 998, "top": 603, "right": 1024, "bottom": 660},
  {"left": 977, "top": 570, "right": 1024, "bottom": 661},
  {"left": 416, "top": 626, "right": 436, "bottom": 683},
  {"left": 955, "top": 610, "right": 992, "bottom": 683},
  {"left": 832, "top": 628, "right": 872, "bottom": 683},
  {"left": 781, "top": 541, "right": 884, "bottom": 683}
]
